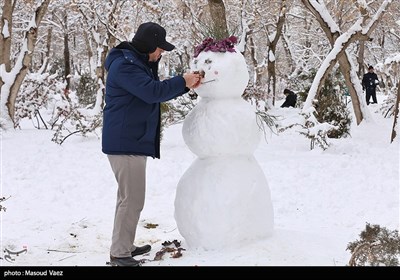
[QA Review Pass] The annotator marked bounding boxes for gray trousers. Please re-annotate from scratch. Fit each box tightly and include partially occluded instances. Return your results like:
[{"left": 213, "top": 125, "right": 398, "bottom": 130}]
[{"left": 107, "top": 155, "right": 147, "bottom": 258}]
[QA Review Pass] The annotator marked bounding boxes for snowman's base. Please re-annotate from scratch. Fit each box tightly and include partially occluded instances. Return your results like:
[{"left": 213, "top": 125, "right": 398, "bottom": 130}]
[{"left": 174, "top": 155, "right": 274, "bottom": 250}]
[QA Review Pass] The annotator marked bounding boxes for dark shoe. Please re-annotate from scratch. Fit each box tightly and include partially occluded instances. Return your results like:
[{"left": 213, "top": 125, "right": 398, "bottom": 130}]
[
  {"left": 110, "top": 255, "right": 141, "bottom": 267},
  {"left": 131, "top": 244, "right": 151, "bottom": 257}
]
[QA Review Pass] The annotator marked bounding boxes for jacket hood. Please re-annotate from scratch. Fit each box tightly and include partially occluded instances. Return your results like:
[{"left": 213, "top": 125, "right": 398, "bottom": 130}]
[{"left": 105, "top": 41, "right": 149, "bottom": 71}]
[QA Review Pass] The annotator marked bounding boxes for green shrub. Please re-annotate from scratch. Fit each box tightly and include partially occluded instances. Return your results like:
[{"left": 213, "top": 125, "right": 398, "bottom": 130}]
[
  {"left": 76, "top": 73, "right": 97, "bottom": 107},
  {"left": 347, "top": 223, "right": 400, "bottom": 266},
  {"left": 316, "top": 90, "right": 351, "bottom": 138}
]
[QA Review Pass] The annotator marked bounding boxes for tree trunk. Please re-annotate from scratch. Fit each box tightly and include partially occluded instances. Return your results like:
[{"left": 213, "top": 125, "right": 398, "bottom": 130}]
[
  {"left": 0, "top": 0, "right": 14, "bottom": 92},
  {"left": 83, "top": 30, "right": 93, "bottom": 74},
  {"left": 281, "top": 29, "right": 295, "bottom": 74},
  {"left": 266, "top": 1, "right": 287, "bottom": 106},
  {"left": 355, "top": 2, "right": 368, "bottom": 83},
  {"left": 248, "top": 36, "right": 263, "bottom": 85},
  {"left": 338, "top": 54, "right": 364, "bottom": 124},
  {"left": 267, "top": 52, "right": 277, "bottom": 106},
  {"left": 4, "top": 0, "right": 51, "bottom": 125},
  {"left": 357, "top": 42, "right": 365, "bottom": 78},
  {"left": 391, "top": 84, "right": 400, "bottom": 143},
  {"left": 0, "top": 0, "right": 14, "bottom": 72},
  {"left": 63, "top": 11, "right": 71, "bottom": 93},
  {"left": 94, "top": 43, "right": 108, "bottom": 111},
  {"left": 207, "top": 0, "right": 229, "bottom": 39},
  {"left": 43, "top": 12, "right": 53, "bottom": 73}
]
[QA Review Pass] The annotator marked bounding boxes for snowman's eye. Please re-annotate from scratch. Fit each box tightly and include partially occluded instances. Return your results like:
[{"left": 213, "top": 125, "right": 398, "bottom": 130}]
[{"left": 205, "top": 59, "right": 212, "bottom": 64}]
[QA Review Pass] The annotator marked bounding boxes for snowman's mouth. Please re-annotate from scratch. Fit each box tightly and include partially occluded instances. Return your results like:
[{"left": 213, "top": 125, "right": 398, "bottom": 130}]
[
  {"left": 193, "top": 69, "right": 216, "bottom": 84},
  {"left": 201, "top": 79, "right": 217, "bottom": 84}
]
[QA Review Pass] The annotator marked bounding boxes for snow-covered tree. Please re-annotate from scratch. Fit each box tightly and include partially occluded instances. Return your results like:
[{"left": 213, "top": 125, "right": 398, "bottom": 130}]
[
  {"left": 1, "top": 0, "right": 399, "bottom": 147},
  {"left": 391, "top": 84, "right": 400, "bottom": 143},
  {"left": 0, "top": 0, "right": 51, "bottom": 128},
  {"left": 301, "top": 0, "right": 393, "bottom": 125}
]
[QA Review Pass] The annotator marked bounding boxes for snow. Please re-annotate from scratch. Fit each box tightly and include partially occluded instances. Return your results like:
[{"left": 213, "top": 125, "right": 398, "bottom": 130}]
[
  {"left": 28, "top": 11, "right": 38, "bottom": 29},
  {"left": 237, "top": 18, "right": 248, "bottom": 53},
  {"left": 2, "top": 20, "right": 10, "bottom": 38},
  {"left": 357, "top": 0, "right": 368, "bottom": 9},
  {"left": 347, "top": 52, "right": 374, "bottom": 122},
  {"left": 362, "top": 0, "right": 393, "bottom": 35},
  {"left": 1, "top": 92, "right": 398, "bottom": 266},
  {"left": 0, "top": 25, "right": 31, "bottom": 127},
  {"left": 309, "top": 0, "right": 340, "bottom": 33},
  {"left": 180, "top": 98, "right": 260, "bottom": 157},
  {"left": 269, "top": 50, "right": 275, "bottom": 62},
  {"left": 385, "top": 53, "right": 400, "bottom": 64},
  {"left": 1, "top": 44, "right": 399, "bottom": 267},
  {"left": 1, "top": 95, "right": 399, "bottom": 266},
  {"left": 268, "top": 31, "right": 277, "bottom": 44},
  {"left": 175, "top": 50, "right": 273, "bottom": 249},
  {"left": 302, "top": 19, "right": 364, "bottom": 112},
  {"left": 175, "top": 155, "right": 273, "bottom": 250}
]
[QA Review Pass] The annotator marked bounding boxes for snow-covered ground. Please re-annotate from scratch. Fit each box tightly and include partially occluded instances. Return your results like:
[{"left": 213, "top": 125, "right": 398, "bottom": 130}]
[{"left": 1, "top": 96, "right": 398, "bottom": 266}]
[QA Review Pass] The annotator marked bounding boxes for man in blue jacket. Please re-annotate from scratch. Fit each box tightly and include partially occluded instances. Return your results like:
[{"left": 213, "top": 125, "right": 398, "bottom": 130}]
[{"left": 102, "top": 22, "right": 201, "bottom": 266}]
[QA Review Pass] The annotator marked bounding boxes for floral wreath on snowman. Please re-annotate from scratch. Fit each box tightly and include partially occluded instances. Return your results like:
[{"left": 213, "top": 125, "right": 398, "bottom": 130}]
[{"left": 194, "top": 36, "right": 238, "bottom": 58}]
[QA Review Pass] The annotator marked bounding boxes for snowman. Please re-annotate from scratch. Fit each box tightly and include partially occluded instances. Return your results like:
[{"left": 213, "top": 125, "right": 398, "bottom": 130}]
[{"left": 174, "top": 37, "right": 274, "bottom": 250}]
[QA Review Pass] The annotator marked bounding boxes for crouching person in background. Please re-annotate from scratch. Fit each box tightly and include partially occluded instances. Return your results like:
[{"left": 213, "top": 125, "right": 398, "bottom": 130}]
[{"left": 281, "top": 88, "right": 297, "bottom": 108}]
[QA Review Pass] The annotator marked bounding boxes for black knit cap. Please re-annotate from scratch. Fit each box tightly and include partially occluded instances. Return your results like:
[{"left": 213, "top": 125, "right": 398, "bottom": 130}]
[
  {"left": 131, "top": 22, "right": 175, "bottom": 53},
  {"left": 284, "top": 88, "right": 293, "bottom": 95}
]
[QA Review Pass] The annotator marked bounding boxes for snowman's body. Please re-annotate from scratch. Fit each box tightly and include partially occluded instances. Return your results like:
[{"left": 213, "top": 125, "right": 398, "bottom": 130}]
[{"left": 174, "top": 49, "right": 273, "bottom": 250}]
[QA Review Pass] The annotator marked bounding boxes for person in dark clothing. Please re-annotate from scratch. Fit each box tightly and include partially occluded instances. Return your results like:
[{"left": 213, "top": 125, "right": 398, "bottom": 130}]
[
  {"left": 362, "top": 65, "right": 379, "bottom": 105},
  {"left": 102, "top": 22, "right": 201, "bottom": 267},
  {"left": 281, "top": 88, "right": 297, "bottom": 108}
]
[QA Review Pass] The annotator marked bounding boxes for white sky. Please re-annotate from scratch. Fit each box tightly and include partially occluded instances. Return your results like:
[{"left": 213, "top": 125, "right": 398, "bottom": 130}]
[{"left": 1, "top": 92, "right": 398, "bottom": 266}]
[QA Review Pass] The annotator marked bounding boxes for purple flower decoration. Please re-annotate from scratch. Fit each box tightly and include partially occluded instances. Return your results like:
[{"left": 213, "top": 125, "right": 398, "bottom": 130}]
[{"left": 194, "top": 36, "right": 238, "bottom": 58}]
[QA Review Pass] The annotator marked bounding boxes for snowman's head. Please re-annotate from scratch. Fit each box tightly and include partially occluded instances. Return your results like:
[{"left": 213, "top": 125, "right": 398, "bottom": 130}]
[{"left": 190, "top": 39, "right": 249, "bottom": 99}]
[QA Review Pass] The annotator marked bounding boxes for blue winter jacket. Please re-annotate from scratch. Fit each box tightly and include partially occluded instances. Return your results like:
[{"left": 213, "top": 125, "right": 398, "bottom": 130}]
[{"left": 102, "top": 42, "right": 188, "bottom": 158}]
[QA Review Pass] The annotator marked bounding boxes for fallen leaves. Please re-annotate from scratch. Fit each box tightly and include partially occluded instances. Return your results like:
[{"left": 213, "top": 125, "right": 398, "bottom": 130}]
[
  {"left": 144, "top": 223, "right": 159, "bottom": 229},
  {"left": 154, "top": 239, "right": 185, "bottom": 261}
]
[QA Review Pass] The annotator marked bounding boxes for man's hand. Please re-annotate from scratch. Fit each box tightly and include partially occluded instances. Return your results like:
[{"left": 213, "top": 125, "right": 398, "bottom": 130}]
[{"left": 183, "top": 73, "right": 202, "bottom": 89}]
